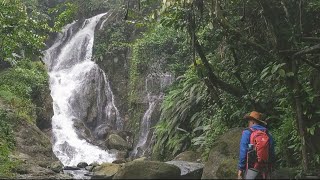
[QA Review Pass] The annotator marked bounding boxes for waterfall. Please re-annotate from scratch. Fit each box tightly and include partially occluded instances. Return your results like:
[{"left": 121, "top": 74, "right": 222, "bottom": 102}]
[
  {"left": 44, "top": 13, "right": 122, "bottom": 166},
  {"left": 132, "top": 72, "right": 174, "bottom": 157}
]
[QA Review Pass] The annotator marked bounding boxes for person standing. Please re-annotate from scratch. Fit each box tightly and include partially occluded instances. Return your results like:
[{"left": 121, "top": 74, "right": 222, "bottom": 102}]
[{"left": 238, "top": 111, "right": 275, "bottom": 179}]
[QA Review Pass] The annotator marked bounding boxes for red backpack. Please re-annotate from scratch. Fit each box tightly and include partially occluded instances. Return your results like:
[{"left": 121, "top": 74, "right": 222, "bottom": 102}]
[{"left": 248, "top": 128, "right": 270, "bottom": 168}]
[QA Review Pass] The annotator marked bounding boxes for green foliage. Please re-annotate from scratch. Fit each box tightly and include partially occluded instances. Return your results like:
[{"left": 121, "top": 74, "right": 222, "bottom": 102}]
[
  {"left": 129, "top": 25, "right": 190, "bottom": 103},
  {"left": 143, "top": 0, "right": 320, "bottom": 173},
  {"left": 0, "top": 59, "right": 48, "bottom": 176},
  {"left": 93, "top": 18, "right": 133, "bottom": 62},
  {"left": 0, "top": 109, "right": 17, "bottom": 177},
  {"left": 48, "top": 2, "right": 78, "bottom": 31},
  {"left": 68, "top": 0, "right": 124, "bottom": 20},
  {"left": 153, "top": 69, "right": 212, "bottom": 160},
  {"left": 0, "top": 60, "right": 48, "bottom": 123},
  {"left": 0, "top": 0, "right": 51, "bottom": 64}
]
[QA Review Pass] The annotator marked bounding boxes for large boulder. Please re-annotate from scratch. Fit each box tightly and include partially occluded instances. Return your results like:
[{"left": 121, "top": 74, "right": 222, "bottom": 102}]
[
  {"left": 92, "top": 163, "right": 121, "bottom": 179},
  {"left": 11, "top": 118, "right": 68, "bottom": 179},
  {"left": 173, "top": 151, "right": 202, "bottom": 162},
  {"left": 77, "top": 162, "right": 88, "bottom": 168},
  {"left": 113, "top": 160, "right": 181, "bottom": 179},
  {"left": 166, "top": 160, "right": 204, "bottom": 179},
  {"left": 108, "top": 149, "right": 129, "bottom": 160},
  {"left": 50, "top": 161, "right": 63, "bottom": 173},
  {"left": 201, "top": 127, "right": 243, "bottom": 179},
  {"left": 106, "top": 134, "right": 130, "bottom": 151}
]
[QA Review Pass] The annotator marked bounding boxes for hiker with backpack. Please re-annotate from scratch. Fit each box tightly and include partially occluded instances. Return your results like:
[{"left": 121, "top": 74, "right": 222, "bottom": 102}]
[{"left": 238, "top": 111, "right": 275, "bottom": 179}]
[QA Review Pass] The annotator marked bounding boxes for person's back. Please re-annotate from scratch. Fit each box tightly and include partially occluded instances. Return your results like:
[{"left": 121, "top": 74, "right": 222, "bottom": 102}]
[{"left": 238, "top": 111, "right": 275, "bottom": 179}]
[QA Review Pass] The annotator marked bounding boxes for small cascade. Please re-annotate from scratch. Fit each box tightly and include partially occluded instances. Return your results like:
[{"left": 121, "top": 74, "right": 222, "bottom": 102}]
[
  {"left": 44, "top": 13, "right": 123, "bottom": 166},
  {"left": 132, "top": 72, "right": 174, "bottom": 157}
]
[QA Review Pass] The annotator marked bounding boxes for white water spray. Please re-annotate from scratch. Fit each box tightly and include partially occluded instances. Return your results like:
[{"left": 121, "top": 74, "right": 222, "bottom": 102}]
[
  {"left": 44, "top": 13, "right": 122, "bottom": 166},
  {"left": 132, "top": 72, "right": 174, "bottom": 157}
]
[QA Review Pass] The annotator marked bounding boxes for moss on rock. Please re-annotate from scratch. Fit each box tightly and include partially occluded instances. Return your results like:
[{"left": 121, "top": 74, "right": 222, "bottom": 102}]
[
  {"left": 113, "top": 160, "right": 181, "bottom": 179},
  {"left": 201, "top": 128, "right": 243, "bottom": 179},
  {"left": 92, "top": 163, "right": 121, "bottom": 179}
]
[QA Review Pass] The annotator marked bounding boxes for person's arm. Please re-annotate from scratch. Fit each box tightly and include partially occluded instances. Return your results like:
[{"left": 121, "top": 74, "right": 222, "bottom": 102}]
[{"left": 238, "top": 130, "right": 251, "bottom": 174}]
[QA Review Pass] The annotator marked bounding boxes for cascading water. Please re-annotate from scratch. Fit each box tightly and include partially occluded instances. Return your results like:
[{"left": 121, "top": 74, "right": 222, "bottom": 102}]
[
  {"left": 44, "top": 12, "right": 122, "bottom": 166},
  {"left": 132, "top": 72, "right": 174, "bottom": 157}
]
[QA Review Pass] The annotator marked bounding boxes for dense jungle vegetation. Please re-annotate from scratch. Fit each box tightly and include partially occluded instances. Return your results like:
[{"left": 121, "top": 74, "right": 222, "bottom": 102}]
[
  {"left": 120, "top": 0, "right": 320, "bottom": 174},
  {"left": 0, "top": 0, "right": 320, "bottom": 177}
]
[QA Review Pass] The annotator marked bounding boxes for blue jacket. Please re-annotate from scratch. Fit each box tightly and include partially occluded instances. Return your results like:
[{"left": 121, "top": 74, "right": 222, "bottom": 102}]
[{"left": 238, "top": 125, "right": 275, "bottom": 171}]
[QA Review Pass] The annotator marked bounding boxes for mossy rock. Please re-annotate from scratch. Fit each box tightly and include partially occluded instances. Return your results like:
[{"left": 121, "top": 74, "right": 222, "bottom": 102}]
[
  {"left": 50, "top": 161, "right": 63, "bottom": 173},
  {"left": 201, "top": 151, "right": 226, "bottom": 179},
  {"left": 201, "top": 128, "right": 243, "bottom": 179},
  {"left": 92, "top": 163, "right": 121, "bottom": 179},
  {"left": 211, "top": 128, "right": 243, "bottom": 157},
  {"left": 216, "top": 158, "right": 238, "bottom": 179},
  {"left": 173, "top": 151, "right": 202, "bottom": 162},
  {"left": 106, "top": 134, "right": 130, "bottom": 151},
  {"left": 113, "top": 160, "right": 181, "bottom": 179},
  {"left": 132, "top": 157, "right": 147, "bottom": 162}
]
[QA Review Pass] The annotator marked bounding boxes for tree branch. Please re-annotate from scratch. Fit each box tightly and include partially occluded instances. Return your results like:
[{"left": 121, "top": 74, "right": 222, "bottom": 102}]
[
  {"left": 194, "top": 34, "right": 245, "bottom": 97},
  {"left": 300, "top": 57, "right": 320, "bottom": 72},
  {"left": 213, "top": 0, "right": 274, "bottom": 58},
  {"left": 301, "top": 37, "right": 320, "bottom": 42},
  {"left": 231, "top": 48, "right": 249, "bottom": 93},
  {"left": 187, "top": 9, "right": 245, "bottom": 97},
  {"left": 292, "top": 43, "right": 320, "bottom": 58}
]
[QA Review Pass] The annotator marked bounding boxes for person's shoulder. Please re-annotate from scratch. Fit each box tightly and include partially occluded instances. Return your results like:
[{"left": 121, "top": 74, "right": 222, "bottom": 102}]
[{"left": 242, "top": 128, "right": 252, "bottom": 135}]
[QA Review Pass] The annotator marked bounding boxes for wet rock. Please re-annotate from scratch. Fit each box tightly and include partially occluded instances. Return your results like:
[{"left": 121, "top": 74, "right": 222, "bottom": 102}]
[
  {"left": 14, "top": 163, "right": 72, "bottom": 179},
  {"left": 108, "top": 149, "right": 129, "bottom": 160},
  {"left": 34, "top": 83, "right": 53, "bottom": 130},
  {"left": 77, "top": 162, "right": 88, "bottom": 168},
  {"left": 201, "top": 128, "right": 243, "bottom": 179},
  {"left": 11, "top": 118, "right": 65, "bottom": 179},
  {"left": 173, "top": 151, "right": 202, "bottom": 162},
  {"left": 106, "top": 134, "right": 130, "bottom": 151},
  {"left": 50, "top": 161, "right": 63, "bottom": 173},
  {"left": 95, "top": 124, "right": 112, "bottom": 139},
  {"left": 125, "top": 157, "right": 133, "bottom": 162},
  {"left": 92, "top": 163, "right": 121, "bottom": 179},
  {"left": 166, "top": 160, "right": 204, "bottom": 179},
  {"left": 112, "top": 159, "right": 126, "bottom": 164},
  {"left": 73, "top": 120, "right": 94, "bottom": 143},
  {"left": 116, "top": 131, "right": 134, "bottom": 150},
  {"left": 89, "top": 162, "right": 100, "bottom": 167},
  {"left": 85, "top": 165, "right": 94, "bottom": 171},
  {"left": 113, "top": 160, "right": 181, "bottom": 179},
  {"left": 116, "top": 150, "right": 129, "bottom": 159},
  {"left": 133, "top": 157, "right": 147, "bottom": 161},
  {"left": 64, "top": 166, "right": 81, "bottom": 170}
]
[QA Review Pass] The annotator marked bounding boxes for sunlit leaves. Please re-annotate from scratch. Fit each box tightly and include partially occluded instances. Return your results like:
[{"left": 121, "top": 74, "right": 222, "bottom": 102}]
[
  {"left": 0, "top": 0, "right": 51, "bottom": 64},
  {"left": 48, "top": 2, "right": 78, "bottom": 31}
]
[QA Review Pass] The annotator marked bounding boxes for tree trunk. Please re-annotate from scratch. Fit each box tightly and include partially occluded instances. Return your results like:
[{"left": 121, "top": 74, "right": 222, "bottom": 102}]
[
  {"left": 291, "top": 59, "right": 309, "bottom": 172},
  {"left": 258, "top": 0, "right": 309, "bottom": 171},
  {"left": 186, "top": 10, "right": 245, "bottom": 98}
]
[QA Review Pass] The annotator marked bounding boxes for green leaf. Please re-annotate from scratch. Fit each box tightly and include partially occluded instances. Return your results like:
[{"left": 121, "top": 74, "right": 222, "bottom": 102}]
[
  {"left": 286, "top": 72, "right": 294, "bottom": 77},
  {"left": 278, "top": 69, "right": 286, "bottom": 77},
  {"left": 288, "top": 145, "right": 296, "bottom": 149}
]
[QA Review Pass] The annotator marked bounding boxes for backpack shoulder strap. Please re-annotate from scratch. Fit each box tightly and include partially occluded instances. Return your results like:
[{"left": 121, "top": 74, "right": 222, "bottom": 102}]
[{"left": 245, "top": 127, "right": 255, "bottom": 133}]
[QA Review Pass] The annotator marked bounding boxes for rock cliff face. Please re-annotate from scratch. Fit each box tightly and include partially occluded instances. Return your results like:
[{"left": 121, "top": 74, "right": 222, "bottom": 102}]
[
  {"left": 12, "top": 118, "right": 70, "bottom": 179},
  {"left": 5, "top": 83, "right": 69, "bottom": 178},
  {"left": 94, "top": 13, "right": 174, "bottom": 158}
]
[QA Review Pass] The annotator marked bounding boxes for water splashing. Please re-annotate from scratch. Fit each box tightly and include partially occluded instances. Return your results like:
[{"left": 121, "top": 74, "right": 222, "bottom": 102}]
[{"left": 44, "top": 13, "right": 122, "bottom": 166}]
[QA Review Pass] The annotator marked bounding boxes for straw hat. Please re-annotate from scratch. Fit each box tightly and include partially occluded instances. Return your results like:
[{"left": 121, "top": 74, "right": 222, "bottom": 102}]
[{"left": 243, "top": 111, "right": 267, "bottom": 126}]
